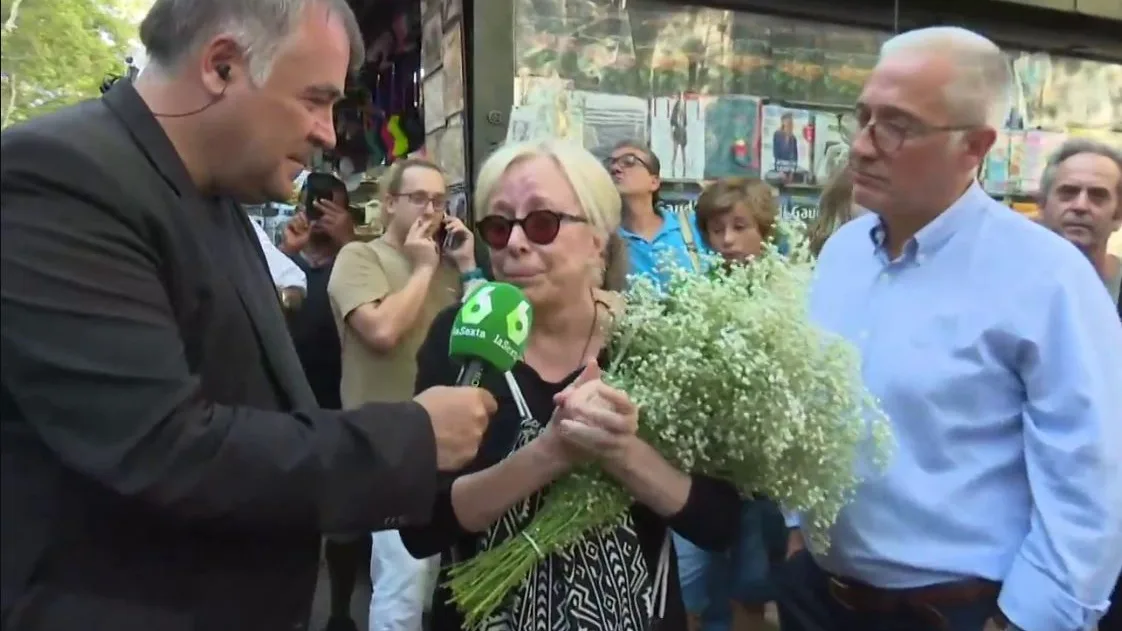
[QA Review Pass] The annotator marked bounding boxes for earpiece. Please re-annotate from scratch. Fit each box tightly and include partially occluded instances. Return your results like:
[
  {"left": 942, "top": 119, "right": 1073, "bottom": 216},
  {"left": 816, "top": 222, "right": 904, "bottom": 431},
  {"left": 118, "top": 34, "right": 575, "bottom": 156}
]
[{"left": 152, "top": 63, "right": 233, "bottom": 118}]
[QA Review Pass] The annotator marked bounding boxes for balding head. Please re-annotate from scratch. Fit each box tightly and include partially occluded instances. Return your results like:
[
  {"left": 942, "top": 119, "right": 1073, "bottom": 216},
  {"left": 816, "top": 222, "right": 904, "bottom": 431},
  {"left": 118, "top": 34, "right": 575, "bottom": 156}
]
[
  {"left": 879, "top": 27, "right": 1011, "bottom": 129},
  {"left": 140, "top": 0, "right": 363, "bottom": 84}
]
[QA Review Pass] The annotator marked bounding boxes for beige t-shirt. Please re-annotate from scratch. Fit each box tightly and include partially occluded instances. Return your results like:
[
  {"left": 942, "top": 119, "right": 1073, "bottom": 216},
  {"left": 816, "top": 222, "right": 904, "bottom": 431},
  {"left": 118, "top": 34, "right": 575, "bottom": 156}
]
[{"left": 328, "top": 237, "right": 460, "bottom": 407}]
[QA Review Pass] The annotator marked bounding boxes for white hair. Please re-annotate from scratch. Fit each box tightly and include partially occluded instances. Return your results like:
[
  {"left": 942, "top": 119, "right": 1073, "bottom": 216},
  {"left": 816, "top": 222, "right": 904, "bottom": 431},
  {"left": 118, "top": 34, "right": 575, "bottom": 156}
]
[
  {"left": 140, "top": 0, "right": 363, "bottom": 84},
  {"left": 880, "top": 27, "right": 1012, "bottom": 129}
]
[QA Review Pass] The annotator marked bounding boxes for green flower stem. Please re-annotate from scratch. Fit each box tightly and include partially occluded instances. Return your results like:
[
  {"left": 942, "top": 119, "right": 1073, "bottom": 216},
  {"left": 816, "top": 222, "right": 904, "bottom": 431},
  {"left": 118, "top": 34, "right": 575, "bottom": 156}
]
[{"left": 446, "top": 473, "right": 630, "bottom": 629}]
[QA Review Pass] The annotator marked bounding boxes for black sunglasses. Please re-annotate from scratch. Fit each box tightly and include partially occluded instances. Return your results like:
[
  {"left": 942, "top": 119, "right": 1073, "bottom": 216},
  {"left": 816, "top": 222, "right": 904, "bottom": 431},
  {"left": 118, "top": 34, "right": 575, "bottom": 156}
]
[{"left": 476, "top": 210, "right": 588, "bottom": 249}]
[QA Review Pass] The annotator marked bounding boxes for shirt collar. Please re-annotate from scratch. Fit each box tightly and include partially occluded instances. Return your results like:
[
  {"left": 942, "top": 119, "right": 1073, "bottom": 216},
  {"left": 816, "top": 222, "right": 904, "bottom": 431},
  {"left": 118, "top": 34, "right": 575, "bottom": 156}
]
[
  {"left": 620, "top": 209, "right": 679, "bottom": 240},
  {"left": 868, "top": 181, "right": 988, "bottom": 262}
]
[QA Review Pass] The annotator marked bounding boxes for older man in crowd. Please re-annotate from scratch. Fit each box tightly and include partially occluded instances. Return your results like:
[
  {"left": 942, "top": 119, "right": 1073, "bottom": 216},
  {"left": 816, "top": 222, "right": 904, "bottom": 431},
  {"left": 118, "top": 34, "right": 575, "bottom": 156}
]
[
  {"left": 0, "top": 0, "right": 495, "bottom": 629},
  {"left": 1037, "top": 139, "right": 1122, "bottom": 304},
  {"left": 1037, "top": 139, "right": 1122, "bottom": 630},
  {"left": 779, "top": 27, "right": 1122, "bottom": 631}
]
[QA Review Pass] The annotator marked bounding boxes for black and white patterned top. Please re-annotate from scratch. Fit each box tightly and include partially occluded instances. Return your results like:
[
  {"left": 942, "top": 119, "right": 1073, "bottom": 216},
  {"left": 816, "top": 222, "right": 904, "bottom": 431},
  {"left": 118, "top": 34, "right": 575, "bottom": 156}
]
[{"left": 401, "top": 307, "right": 741, "bottom": 631}]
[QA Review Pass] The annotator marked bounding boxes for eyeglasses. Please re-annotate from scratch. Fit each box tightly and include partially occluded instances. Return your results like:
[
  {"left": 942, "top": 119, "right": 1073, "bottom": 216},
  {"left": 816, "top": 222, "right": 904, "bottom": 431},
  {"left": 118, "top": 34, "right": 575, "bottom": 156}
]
[
  {"left": 393, "top": 191, "right": 448, "bottom": 211},
  {"left": 855, "top": 109, "right": 978, "bottom": 156},
  {"left": 603, "top": 153, "right": 652, "bottom": 173},
  {"left": 476, "top": 210, "right": 588, "bottom": 249}
]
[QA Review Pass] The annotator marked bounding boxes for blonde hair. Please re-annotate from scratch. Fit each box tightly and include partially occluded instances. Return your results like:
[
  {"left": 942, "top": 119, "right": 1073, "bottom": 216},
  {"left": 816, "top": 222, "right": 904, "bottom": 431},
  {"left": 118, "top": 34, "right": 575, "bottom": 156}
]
[
  {"left": 807, "top": 167, "right": 855, "bottom": 256},
  {"left": 474, "top": 139, "right": 628, "bottom": 290}
]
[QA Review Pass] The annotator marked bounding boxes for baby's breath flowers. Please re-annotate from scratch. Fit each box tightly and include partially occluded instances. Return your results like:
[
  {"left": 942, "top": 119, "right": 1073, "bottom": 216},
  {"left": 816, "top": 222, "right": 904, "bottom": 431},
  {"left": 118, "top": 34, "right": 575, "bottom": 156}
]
[{"left": 446, "top": 223, "right": 893, "bottom": 629}]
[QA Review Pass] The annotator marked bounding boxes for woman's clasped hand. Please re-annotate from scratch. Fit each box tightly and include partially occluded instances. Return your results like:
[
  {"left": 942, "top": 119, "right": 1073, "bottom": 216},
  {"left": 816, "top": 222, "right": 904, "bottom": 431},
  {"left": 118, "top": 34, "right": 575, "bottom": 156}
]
[{"left": 547, "top": 360, "right": 640, "bottom": 465}]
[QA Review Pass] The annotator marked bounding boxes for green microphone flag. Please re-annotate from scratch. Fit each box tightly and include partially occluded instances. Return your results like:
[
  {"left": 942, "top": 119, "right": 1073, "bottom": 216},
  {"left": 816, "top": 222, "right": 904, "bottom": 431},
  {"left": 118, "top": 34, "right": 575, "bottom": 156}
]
[{"left": 449, "top": 282, "right": 533, "bottom": 386}]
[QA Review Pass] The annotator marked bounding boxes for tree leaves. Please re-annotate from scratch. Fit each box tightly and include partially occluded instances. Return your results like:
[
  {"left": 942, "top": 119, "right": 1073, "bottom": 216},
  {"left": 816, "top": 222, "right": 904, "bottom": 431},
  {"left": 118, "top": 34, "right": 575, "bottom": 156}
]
[{"left": 1, "top": 0, "right": 134, "bottom": 128}]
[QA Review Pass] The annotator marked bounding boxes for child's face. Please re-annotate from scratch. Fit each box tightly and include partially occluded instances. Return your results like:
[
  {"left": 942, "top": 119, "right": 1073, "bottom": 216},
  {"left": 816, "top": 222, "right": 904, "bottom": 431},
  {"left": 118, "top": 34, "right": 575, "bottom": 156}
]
[{"left": 705, "top": 204, "right": 764, "bottom": 262}]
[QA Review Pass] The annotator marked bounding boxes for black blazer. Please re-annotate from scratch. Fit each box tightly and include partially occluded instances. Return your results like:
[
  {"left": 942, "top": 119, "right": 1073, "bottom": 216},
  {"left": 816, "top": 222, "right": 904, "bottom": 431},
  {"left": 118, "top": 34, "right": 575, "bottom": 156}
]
[{"left": 0, "top": 83, "right": 437, "bottom": 631}]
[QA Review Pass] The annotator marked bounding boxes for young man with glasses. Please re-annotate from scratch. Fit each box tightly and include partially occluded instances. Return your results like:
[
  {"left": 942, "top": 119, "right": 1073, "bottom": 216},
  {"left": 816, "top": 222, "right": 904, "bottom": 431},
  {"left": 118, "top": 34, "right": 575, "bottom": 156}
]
[
  {"left": 327, "top": 158, "right": 481, "bottom": 631},
  {"left": 606, "top": 140, "right": 707, "bottom": 288}
]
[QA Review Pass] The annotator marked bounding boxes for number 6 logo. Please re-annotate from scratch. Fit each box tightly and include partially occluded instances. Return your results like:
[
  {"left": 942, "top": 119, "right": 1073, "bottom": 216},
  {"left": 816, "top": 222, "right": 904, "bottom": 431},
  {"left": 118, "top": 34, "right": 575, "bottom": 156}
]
[
  {"left": 506, "top": 301, "right": 531, "bottom": 345},
  {"left": 460, "top": 285, "right": 494, "bottom": 325}
]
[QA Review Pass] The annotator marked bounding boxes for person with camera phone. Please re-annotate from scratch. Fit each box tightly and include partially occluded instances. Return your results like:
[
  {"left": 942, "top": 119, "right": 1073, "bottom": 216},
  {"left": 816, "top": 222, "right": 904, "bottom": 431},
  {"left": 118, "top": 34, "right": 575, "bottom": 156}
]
[{"left": 326, "top": 158, "right": 482, "bottom": 631}]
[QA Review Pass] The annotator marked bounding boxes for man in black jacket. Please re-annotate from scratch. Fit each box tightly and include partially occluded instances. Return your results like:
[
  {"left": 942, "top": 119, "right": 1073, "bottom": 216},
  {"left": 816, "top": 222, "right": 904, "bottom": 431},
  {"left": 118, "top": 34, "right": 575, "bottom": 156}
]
[{"left": 0, "top": 1, "right": 495, "bottom": 630}]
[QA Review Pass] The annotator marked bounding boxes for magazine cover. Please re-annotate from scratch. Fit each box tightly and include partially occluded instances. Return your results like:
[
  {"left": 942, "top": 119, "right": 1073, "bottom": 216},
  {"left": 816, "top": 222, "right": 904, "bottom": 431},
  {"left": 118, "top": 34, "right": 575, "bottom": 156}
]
[
  {"left": 982, "top": 129, "right": 1012, "bottom": 195},
  {"left": 703, "top": 95, "right": 761, "bottom": 179},
  {"left": 650, "top": 93, "right": 706, "bottom": 180},
  {"left": 811, "top": 111, "right": 855, "bottom": 184},
  {"left": 760, "top": 104, "right": 813, "bottom": 185},
  {"left": 1018, "top": 130, "right": 1067, "bottom": 194},
  {"left": 1006, "top": 131, "right": 1026, "bottom": 192},
  {"left": 506, "top": 80, "right": 585, "bottom": 146},
  {"left": 577, "top": 91, "right": 646, "bottom": 153}
]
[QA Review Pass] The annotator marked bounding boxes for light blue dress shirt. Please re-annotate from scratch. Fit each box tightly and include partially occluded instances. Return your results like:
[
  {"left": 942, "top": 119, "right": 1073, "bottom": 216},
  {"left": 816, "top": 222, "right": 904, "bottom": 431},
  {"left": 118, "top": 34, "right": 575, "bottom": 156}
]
[
  {"left": 793, "top": 182, "right": 1122, "bottom": 631},
  {"left": 619, "top": 210, "right": 708, "bottom": 287}
]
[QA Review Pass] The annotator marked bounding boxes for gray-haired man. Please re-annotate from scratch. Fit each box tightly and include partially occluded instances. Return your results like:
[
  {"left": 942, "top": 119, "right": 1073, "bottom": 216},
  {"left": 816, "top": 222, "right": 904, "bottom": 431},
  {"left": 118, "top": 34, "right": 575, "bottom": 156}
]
[
  {"left": 0, "top": 1, "right": 497, "bottom": 629},
  {"left": 1037, "top": 139, "right": 1122, "bottom": 304}
]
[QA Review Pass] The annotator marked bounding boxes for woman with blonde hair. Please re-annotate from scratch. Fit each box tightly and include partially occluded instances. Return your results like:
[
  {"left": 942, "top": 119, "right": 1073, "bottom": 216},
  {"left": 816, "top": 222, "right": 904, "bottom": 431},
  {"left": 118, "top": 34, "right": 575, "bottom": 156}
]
[
  {"left": 400, "top": 139, "right": 740, "bottom": 631},
  {"left": 806, "top": 167, "right": 863, "bottom": 256}
]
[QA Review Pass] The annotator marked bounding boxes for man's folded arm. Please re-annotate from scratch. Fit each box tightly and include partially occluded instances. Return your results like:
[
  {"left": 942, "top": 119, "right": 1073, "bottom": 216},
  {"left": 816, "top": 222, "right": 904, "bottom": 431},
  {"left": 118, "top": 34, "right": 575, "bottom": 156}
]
[{"left": 0, "top": 150, "right": 436, "bottom": 535}]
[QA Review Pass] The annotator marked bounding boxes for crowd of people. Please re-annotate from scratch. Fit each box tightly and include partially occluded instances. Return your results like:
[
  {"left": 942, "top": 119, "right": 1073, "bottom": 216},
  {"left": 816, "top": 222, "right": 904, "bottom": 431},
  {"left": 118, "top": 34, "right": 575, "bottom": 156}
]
[{"left": 1, "top": 1, "right": 1120, "bottom": 631}]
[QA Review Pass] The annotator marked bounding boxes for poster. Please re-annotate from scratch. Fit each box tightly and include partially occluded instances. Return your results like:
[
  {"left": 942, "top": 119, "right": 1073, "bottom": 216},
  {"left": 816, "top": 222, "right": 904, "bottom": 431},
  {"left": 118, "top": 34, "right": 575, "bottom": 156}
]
[
  {"left": 982, "top": 130, "right": 1012, "bottom": 194},
  {"left": 811, "top": 111, "right": 855, "bottom": 184},
  {"left": 442, "top": 23, "right": 465, "bottom": 116},
  {"left": 703, "top": 95, "right": 761, "bottom": 179},
  {"left": 650, "top": 94, "right": 706, "bottom": 180},
  {"left": 1018, "top": 130, "right": 1067, "bottom": 193},
  {"left": 577, "top": 91, "right": 646, "bottom": 152},
  {"left": 423, "top": 70, "right": 445, "bottom": 134},
  {"left": 506, "top": 86, "right": 585, "bottom": 146},
  {"left": 760, "top": 104, "right": 813, "bottom": 185}
]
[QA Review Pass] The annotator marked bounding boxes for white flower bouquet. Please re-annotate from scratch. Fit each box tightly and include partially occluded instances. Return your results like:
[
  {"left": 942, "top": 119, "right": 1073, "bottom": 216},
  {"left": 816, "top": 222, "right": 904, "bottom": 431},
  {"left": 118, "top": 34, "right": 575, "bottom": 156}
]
[{"left": 446, "top": 223, "right": 893, "bottom": 628}]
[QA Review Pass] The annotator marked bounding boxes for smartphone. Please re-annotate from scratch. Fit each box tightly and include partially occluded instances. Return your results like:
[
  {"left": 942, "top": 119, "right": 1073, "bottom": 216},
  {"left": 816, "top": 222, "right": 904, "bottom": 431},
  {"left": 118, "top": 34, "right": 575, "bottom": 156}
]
[
  {"left": 303, "top": 172, "right": 343, "bottom": 221},
  {"left": 435, "top": 219, "right": 466, "bottom": 252}
]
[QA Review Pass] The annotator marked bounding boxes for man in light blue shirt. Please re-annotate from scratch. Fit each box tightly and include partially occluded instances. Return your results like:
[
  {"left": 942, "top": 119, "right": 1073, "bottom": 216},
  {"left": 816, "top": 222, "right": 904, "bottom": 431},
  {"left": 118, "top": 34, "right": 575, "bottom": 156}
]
[
  {"left": 606, "top": 141, "right": 707, "bottom": 287},
  {"left": 779, "top": 27, "right": 1122, "bottom": 631}
]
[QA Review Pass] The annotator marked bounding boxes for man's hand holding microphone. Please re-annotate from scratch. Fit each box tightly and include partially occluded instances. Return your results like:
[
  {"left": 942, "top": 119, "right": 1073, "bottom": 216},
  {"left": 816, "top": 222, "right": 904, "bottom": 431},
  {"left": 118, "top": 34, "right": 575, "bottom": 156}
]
[{"left": 414, "top": 386, "right": 497, "bottom": 470}]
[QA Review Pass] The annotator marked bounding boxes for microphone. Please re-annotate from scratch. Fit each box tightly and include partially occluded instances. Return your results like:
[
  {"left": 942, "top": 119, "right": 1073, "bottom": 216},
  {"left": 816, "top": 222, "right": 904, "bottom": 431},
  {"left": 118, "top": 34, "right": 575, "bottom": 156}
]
[{"left": 449, "top": 282, "right": 533, "bottom": 387}]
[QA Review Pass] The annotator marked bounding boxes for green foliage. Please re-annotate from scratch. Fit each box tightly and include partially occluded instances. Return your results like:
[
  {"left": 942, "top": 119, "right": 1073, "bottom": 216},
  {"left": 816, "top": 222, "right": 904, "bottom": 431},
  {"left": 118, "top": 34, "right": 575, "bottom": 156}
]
[{"left": 1, "top": 0, "right": 137, "bottom": 128}]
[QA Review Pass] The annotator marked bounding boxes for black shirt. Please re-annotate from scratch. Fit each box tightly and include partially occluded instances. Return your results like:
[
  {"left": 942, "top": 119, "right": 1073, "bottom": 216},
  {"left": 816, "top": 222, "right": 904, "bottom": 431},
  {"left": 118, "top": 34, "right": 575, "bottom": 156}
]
[
  {"left": 287, "top": 253, "right": 342, "bottom": 410},
  {"left": 400, "top": 307, "right": 741, "bottom": 631}
]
